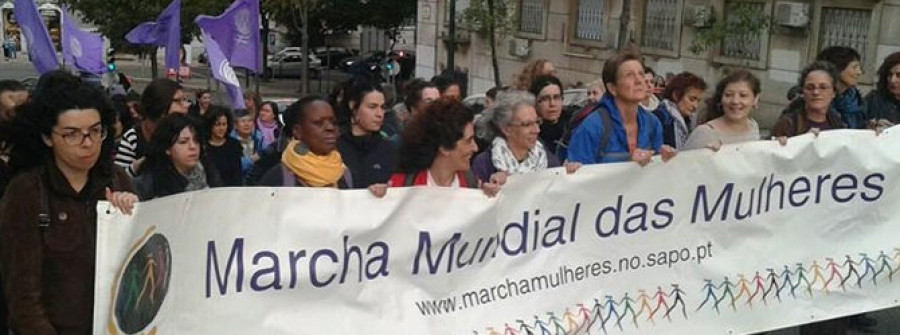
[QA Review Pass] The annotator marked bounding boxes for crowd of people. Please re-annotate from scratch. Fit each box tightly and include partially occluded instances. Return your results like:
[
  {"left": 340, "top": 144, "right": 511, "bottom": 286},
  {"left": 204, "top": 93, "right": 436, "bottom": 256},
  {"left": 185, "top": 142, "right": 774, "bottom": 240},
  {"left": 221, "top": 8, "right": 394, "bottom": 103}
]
[{"left": 0, "top": 46, "right": 898, "bottom": 333}]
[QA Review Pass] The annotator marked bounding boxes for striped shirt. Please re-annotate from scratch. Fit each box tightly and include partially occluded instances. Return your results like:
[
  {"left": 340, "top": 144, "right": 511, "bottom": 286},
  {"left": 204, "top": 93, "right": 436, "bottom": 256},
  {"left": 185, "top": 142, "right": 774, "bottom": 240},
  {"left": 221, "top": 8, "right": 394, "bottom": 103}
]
[{"left": 115, "top": 127, "right": 147, "bottom": 177}]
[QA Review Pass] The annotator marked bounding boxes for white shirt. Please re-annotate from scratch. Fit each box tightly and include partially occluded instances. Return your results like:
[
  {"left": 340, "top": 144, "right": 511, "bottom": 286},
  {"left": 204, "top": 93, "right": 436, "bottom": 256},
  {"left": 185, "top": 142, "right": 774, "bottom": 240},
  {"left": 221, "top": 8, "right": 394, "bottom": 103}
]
[{"left": 426, "top": 171, "right": 460, "bottom": 187}]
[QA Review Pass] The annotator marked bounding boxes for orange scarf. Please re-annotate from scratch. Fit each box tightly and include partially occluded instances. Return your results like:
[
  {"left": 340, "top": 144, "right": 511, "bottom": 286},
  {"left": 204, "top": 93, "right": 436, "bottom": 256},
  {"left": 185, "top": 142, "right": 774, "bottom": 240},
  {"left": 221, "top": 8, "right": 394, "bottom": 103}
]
[{"left": 281, "top": 140, "right": 345, "bottom": 187}]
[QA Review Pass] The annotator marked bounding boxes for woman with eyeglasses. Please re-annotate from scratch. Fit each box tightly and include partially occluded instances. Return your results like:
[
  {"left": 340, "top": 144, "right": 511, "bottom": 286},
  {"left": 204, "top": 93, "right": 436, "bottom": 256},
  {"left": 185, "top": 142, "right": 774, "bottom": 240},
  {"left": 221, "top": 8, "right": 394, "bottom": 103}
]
[
  {"left": 771, "top": 62, "right": 845, "bottom": 139},
  {"left": 134, "top": 113, "right": 222, "bottom": 200},
  {"left": 1, "top": 71, "right": 137, "bottom": 334},
  {"left": 529, "top": 75, "right": 568, "bottom": 154},
  {"left": 472, "top": 90, "right": 579, "bottom": 182},
  {"left": 115, "top": 78, "right": 190, "bottom": 176}
]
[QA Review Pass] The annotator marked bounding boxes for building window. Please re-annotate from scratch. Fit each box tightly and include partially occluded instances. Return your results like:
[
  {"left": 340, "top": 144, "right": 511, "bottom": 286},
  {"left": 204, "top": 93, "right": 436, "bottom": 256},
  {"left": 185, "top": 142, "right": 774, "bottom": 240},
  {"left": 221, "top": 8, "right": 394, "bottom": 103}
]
[
  {"left": 575, "top": 0, "right": 604, "bottom": 42},
  {"left": 519, "top": 0, "right": 544, "bottom": 34},
  {"left": 641, "top": 0, "right": 679, "bottom": 51},
  {"left": 818, "top": 7, "right": 871, "bottom": 63},
  {"left": 720, "top": 1, "right": 767, "bottom": 61}
]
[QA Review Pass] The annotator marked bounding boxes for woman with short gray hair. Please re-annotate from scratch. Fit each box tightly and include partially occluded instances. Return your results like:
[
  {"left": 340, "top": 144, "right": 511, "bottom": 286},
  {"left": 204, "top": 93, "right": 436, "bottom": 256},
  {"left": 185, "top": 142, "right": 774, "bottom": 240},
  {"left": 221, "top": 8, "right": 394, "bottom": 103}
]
[{"left": 472, "top": 90, "right": 578, "bottom": 182}]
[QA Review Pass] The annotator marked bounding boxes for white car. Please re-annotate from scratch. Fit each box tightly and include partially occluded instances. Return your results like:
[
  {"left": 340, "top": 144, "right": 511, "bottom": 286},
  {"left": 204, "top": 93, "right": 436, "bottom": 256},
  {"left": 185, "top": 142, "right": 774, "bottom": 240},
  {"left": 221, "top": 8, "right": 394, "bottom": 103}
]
[
  {"left": 266, "top": 53, "right": 322, "bottom": 78},
  {"left": 267, "top": 47, "right": 303, "bottom": 63}
]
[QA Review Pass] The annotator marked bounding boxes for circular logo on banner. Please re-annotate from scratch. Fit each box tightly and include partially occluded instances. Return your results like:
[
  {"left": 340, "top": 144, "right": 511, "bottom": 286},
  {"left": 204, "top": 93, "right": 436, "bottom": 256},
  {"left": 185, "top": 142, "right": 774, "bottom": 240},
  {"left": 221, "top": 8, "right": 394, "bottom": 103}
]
[
  {"left": 234, "top": 9, "right": 251, "bottom": 41},
  {"left": 70, "top": 38, "right": 83, "bottom": 58},
  {"left": 111, "top": 233, "right": 172, "bottom": 334},
  {"left": 219, "top": 59, "right": 240, "bottom": 86}
]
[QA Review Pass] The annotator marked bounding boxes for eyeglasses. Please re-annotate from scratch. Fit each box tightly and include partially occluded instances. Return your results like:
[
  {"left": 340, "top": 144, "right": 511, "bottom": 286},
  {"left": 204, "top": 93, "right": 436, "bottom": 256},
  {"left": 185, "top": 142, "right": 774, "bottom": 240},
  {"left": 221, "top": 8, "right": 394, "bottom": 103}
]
[
  {"left": 508, "top": 119, "right": 543, "bottom": 128},
  {"left": 537, "top": 94, "right": 563, "bottom": 104},
  {"left": 53, "top": 126, "right": 108, "bottom": 146},
  {"left": 803, "top": 84, "right": 833, "bottom": 92}
]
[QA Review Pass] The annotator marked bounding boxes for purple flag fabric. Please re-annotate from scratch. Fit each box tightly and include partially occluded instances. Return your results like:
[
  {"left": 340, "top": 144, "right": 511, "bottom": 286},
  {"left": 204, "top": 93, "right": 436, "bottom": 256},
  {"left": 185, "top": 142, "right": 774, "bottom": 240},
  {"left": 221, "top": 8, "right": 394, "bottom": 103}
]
[
  {"left": 14, "top": 0, "right": 60, "bottom": 74},
  {"left": 195, "top": 0, "right": 260, "bottom": 73},
  {"left": 62, "top": 8, "right": 105, "bottom": 75},
  {"left": 200, "top": 29, "right": 245, "bottom": 110},
  {"left": 125, "top": 0, "right": 181, "bottom": 73}
]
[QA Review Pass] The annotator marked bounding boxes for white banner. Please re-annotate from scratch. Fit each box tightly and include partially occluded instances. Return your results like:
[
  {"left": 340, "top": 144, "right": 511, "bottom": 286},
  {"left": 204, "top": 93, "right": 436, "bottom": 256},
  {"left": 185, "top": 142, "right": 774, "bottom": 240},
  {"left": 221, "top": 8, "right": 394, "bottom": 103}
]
[{"left": 95, "top": 129, "right": 900, "bottom": 335}]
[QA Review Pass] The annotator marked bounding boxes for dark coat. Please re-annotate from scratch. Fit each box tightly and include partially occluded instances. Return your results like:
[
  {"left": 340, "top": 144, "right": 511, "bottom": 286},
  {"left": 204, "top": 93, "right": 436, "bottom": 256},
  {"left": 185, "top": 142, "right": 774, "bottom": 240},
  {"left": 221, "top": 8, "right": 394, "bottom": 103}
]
[
  {"left": 257, "top": 163, "right": 353, "bottom": 189},
  {"left": 133, "top": 160, "right": 223, "bottom": 201},
  {"left": 0, "top": 163, "right": 133, "bottom": 334},
  {"left": 337, "top": 131, "right": 397, "bottom": 188},
  {"left": 865, "top": 91, "right": 900, "bottom": 125}
]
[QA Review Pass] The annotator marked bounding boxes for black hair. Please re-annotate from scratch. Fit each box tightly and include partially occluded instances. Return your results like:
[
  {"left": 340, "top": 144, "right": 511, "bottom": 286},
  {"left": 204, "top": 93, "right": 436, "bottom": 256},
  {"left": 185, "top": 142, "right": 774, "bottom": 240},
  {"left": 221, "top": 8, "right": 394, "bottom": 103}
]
[
  {"left": 485, "top": 86, "right": 503, "bottom": 101},
  {"left": 404, "top": 78, "right": 438, "bottom": 110},
  {"left": 139, "top": 113, "right": 200, "bottom": 175},
  {"left": 141, "top": 78, "right": 182, "bottom": 121},
  {"left": 816, "top": 46, "right": 861, "bottom": 73},
  {"left": 432, "top": 75, "right": 460, "bottom": 94},
  {"left": 258, "top": 101, "right": 284, "bottom": 127},
  {"left": 205, "top": 105, "right": 235, "bottom": 139},
  {"left": 876, "top": 52, "right": 900, "bottom": 98},
  {"left": 0, "top": 79, "right": 26, "bottom": 93},
  {"left": 397, "top": 98, "right": 474, "bottom": 173},
  {"left": 110, "top": 93, "right": 135, "bottom": 132},
  {"left": 528, "top": 75, "right": 563, "bottom": 97},
  {"left": 6, "top": 70, "right": 117, "bottom": 177},
  {"left": 282, "top": 96, "right": 330, "bottom": 139},
  {"left": 341, "top": 79, "right": 384, "bottom": 123}
]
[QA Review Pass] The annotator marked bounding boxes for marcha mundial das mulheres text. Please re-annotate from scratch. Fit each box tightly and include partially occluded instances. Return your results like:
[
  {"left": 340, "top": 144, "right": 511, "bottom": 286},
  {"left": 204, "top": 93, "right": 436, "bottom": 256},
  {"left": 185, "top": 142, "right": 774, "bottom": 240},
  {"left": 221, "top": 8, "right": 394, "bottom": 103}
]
[{"left": 204, "top": 171, "right": 885, "bottom": 297}]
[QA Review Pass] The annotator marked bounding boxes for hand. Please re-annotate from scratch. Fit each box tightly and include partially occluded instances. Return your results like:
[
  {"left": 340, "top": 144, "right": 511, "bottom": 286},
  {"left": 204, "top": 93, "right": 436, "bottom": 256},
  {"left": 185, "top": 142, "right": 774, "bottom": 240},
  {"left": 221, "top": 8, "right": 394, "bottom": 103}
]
[
  {"left": 563, "top": 162, "right": 582, "bottom": 174},
  {"left": 809, "top": 127, "right": 821, "bottom": 138},
  {"left": 704, "top": 140, "right": 723, "bottom": 152},
  {"left": 772, "top": 136, "right": 788, "bottom": 146},
  {"left": 105, "top": 187, "right": 138, "bottom": 215},
  {"left": 488, "top": 172, "right": 509, "bottom": 186},
  {"left": 659, "top": 145, "right": 677, "bottom": 162},
  {"left": 630, "top": 149, "right": 653, "bottom": 167},
  {"left": 251, "top": 153, "right": 261, "bottom": 163},
  {"left": 368, "top": 183, "right": 388, "bottom": 198},
  {"left": 130, "top": 157, "right": 145, "bottom": 173},
  {"left": 480, "top": 180, "right": 503, "bottom": 198}
]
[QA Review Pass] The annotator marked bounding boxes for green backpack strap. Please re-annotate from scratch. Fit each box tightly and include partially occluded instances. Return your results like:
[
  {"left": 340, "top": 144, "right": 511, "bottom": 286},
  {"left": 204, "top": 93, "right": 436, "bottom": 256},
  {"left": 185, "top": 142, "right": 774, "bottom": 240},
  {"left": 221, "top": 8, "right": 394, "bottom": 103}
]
[
  {"left": 463, "top": 171, "right": 479, "bottom": 189},
  {"left": 403, "top": 172, "right": 418, "bottom": 187}
]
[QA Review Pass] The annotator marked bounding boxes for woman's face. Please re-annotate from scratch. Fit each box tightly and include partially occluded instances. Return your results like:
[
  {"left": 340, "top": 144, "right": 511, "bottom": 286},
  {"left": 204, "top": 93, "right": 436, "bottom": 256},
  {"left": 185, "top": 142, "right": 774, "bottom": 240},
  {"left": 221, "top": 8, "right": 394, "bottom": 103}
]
[
  {"left": 536, "top": 84, "right": 563, "bottom": 122},
  {"left": 889, "top": 63, "right": 900, "bottom": 99},
  {"left": 212, "top": 115, "right": 229, "bottom": 140},
  {"left": 676, "top": 88, "right": 705, "bottom": 117},
  {"left": 236, "top": 116, "right": 254, "bottom": 136},
  {"left": 720, "top": 81, "right": 759, "bottom": 123},
  {"left": 168, "top": 127, "right": 200, "bottom": 174},
  {"left": 169, "top": 89, "right": 190, "bottom": 114},
  {"left": 259, "top": 104, "right": 276, "bottom": 123},
  {"left": 296, "top": 101, "right": 338, "bottom": 155},
  {"left": 441, "top": 122, "right": 478, "bottom": 173},
  {"left": 353, "top": 91, "right": 386, "bottom": 134},
  {"left": 244, "top": 96, "right": 256, "bottom": 112},
  {"left": 587, "top": 86, "right": 604, "bottom": 104},
  {"left": 44, "top": 109, "right": 104, "bottom": 174},
  {"left": 199, "top": 93, "right": 212, "bottom": 108},
  {"left": 540, "top": 62, "right": 557, "bottom": 77},
  {"left": 839, "top": 60, "right": 862, "bottom": 88},
  {"left": 803, "top": 70, "right": 836, "bottom": 113},
  {"left": 502, "top": 105, "right": 541, "bottom": 151},
  {"left": 442, "top": 84, "right": 461, "bottom": 101},
  {"left": 609, "top": 60, "right": 648, "bottom": 104}
]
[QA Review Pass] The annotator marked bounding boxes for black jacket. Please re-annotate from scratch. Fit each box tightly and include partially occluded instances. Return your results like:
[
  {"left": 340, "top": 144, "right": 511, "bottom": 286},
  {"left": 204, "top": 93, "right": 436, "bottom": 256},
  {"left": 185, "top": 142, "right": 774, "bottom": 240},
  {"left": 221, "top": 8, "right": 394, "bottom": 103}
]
[
  {"left": 133, "top": 160, "right": 223, "bottom": 201},
  {"left": 866, "top": 91, "right": 900, "bottom": 125},
  {"left": 337, "top": 130, "right": 397, "bottom": 189}
]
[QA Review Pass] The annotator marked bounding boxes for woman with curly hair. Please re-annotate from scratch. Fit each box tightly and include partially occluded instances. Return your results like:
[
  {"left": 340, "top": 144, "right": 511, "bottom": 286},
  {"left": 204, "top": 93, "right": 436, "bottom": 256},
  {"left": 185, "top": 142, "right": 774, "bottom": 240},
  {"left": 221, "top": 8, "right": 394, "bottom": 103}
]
[
  {"left": 515, "top": 59, "right": 557, "bottom": 90},
  {"left": 1, "top": 70, "right": 136, "bottom": 334},
  {"left": 367, "top": 98, "right": 503, "bottom": 197}
]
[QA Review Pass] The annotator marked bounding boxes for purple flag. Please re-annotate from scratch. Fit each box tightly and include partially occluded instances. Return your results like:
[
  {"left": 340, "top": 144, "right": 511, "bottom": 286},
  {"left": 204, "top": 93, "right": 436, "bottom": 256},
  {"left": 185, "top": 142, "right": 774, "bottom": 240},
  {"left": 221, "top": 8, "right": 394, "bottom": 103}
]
[
  {"left": 14, "top": 0, "right": 60, "bottom": 74},
  {"left": 62, "top": 8, "right": 105, "bottom": 75},
  {"left": 200, "top": 29, "right": 245, "bottom": 110},
  {"left": 195, "top": 0, "right": 261, "bottom": 73},
  {"left": 125, "top": 0, "right": 181, "bottom": 73}
]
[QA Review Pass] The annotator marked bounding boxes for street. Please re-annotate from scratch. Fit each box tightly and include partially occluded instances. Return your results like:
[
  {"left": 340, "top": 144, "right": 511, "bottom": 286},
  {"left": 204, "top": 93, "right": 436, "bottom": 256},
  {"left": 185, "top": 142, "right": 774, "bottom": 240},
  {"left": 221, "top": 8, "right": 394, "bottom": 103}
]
[{"left": 0, "top": 55, "right": 353, "bottom": 104}]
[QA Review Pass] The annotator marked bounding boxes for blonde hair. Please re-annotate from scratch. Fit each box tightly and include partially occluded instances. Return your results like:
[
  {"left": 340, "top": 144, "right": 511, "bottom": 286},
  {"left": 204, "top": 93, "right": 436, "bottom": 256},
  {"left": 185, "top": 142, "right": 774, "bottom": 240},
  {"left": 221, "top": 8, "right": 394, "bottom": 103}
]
[
  {"left": 587, "top": 78, "right": 605, "bottom": 91},
  {"left": 515, "top": 59, "right": 552, "bottom": 90}
]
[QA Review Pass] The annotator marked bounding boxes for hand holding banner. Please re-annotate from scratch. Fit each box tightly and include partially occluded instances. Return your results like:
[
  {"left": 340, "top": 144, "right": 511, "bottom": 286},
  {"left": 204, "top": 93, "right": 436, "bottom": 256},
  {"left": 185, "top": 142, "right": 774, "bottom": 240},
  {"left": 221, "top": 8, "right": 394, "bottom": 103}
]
[{"left": 95, "top": 129, "right": 900, "bottom": 334}]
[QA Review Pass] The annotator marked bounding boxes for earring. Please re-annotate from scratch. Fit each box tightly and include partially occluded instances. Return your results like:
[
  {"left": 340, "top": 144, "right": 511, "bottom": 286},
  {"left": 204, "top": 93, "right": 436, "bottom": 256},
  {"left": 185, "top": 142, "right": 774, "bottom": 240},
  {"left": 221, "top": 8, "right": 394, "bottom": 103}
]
[{"left": 294, "top": 141, "right": 309, "bottom": 155}]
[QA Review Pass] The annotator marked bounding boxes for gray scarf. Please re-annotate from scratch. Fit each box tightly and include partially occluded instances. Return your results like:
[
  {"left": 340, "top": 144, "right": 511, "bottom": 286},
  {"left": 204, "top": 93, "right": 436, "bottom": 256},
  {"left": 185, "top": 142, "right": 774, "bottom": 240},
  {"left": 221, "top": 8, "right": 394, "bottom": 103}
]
[
  {"left": 662, "top": 99, "right": 690, "bottom": 149},
  {"left": 184, "top": 163, "right": 209, "bottom": 192}
]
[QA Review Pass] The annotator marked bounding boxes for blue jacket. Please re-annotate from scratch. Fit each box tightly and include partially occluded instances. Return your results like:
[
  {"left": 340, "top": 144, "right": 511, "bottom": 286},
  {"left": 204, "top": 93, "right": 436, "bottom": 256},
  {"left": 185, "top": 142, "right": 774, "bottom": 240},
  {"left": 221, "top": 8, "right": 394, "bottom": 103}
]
[
  {"left": 230, "top": 129, "right": 267, "bottom": 174},
  {"left": 567, "top": 94, "right": 663, "bottom": 164}
]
